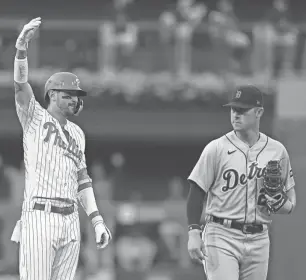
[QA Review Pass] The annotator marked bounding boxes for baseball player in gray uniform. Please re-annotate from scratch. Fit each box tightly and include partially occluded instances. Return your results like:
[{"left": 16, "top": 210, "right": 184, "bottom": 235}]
[
  {"left": 186, "top": 85, "right": 297, "bottom": 280},
  {"left": 10, "top": 17, "right": 112, "bottom": 280}
]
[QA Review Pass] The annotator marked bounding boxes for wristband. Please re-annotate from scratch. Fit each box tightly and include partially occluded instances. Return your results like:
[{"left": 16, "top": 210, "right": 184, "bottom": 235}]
[
  {"left": 89, "top": 211, "right": 100, "bottom": 220},
  {"left": 16, "top": 42, "right": 28, "bottom": 51},
  {"left": 188, "top": 224, "right": 202, "bottom": 231},
  {"left": 14, "top": 58, "right": 28, "bottom": 83},
  {"left": 91, "top": 215, "right": 104, "bottom": 228}
]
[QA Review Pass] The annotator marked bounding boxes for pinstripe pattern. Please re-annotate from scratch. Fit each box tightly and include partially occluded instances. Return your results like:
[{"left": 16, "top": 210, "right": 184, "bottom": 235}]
[
  {"left": 19, "top": 210, "right": 80, "bottom": 280},
  {"left": 16, "top": 95, "right": 87, "bottom": 279}
]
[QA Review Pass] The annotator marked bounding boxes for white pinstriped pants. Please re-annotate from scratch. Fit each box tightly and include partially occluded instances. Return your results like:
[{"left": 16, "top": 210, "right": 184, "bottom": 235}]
[{"left": 19, "top": 207, "right": 80, "bottom": 280}]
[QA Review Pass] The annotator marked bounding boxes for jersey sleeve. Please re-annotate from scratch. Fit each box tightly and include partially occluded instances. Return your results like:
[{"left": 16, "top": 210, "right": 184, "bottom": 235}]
[
  {"left": 281, "top": 146, "right": 295, "bottom": 191},
  {"left": 187, "top": 140, "right": 218, "bottom": 192},
  {"left": 77, "top": 129, "right": 88, "bottom": 172},
  {"left": 15, "top": 95, "right": 44, "bottom": 132},
  {"left": 78, "top": 152, "right": 87, "bottom": 172},
  {"left": 75, "top": 128, "right": 92, "bottom": 191}
]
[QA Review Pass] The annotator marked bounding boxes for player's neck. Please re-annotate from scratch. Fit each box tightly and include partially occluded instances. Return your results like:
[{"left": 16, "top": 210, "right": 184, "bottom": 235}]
[
  {"left": 235, "top": 129, "right": 260, "bottom": 148},
  {"left": 47, "top": 107, "right": 67, "bottom": 127}
]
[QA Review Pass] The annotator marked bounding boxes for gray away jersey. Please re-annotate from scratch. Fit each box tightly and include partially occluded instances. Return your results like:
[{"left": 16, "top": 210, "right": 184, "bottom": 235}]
[{"left": 188, "top": 131, "right": 295, "bottom": 224}]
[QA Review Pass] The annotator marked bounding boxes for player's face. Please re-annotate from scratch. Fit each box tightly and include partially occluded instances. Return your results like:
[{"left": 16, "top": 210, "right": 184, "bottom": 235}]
[
  {"left": 55, "top": 91, "right": 78, "bottom": 116},
  {"left": 231, "top": 107, "right": 262, "bottom": 131}
]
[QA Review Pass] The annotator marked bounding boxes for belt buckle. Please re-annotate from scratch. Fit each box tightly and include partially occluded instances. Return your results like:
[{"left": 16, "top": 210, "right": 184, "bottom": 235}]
[
  {"left": 58, "top": 207, "right": 64, "bottom": 215},
  {"left": 242, "top": 224, "right": 255, "bottom": 234},
  {"left": 61, "top": 207, "right": 70, "bottom": 215},
  {"left": 61, "top": 206, "right": 72, "bottom": 215}
]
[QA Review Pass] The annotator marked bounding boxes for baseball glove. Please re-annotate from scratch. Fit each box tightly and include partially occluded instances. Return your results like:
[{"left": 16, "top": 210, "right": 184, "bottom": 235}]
[{"left": 263, "top": 160, "right": 288, "bottom": 213}]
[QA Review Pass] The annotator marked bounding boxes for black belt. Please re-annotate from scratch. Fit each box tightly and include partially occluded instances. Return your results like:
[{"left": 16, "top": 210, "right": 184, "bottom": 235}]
[
  {"left": 33, "top": 203, "right": 74, "bottom": 216},
  {"left": 211, "top": 216, "right": 264, "bottom": 234}
]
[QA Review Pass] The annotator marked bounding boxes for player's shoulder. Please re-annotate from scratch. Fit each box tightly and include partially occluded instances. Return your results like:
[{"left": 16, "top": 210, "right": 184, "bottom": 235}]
[
  {"left": 202, "top": 133, "right": 227, "bottom": 154},
  {"left": 265, "top": 134, "right": 287, "bottom": 151}
]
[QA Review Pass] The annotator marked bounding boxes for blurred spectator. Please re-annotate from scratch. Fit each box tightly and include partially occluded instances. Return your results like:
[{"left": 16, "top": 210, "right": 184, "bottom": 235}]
[
  {"left": 251, "top": 19, "right": 275, "bottom": 79},
  {"left": 0, "top": 154, "right": 11, "bottom": 201},
  {"left": 81, "top": 160, "right": 115, "bottom": 277},
  {"left": 0, "top": 157, "right": 23, "bottom": 274},
  {"left": 91, "top": 160, "right": 113, "bottom": 202},
  {"left": 6, "top": 159, "right": 24, "bottom": 207},
  {"left": 265, "top": 0, "right": 298, "bottom": 78},
  {"left": 208, "top": 0, "right": 250, "bottom": 76},
  {"left": 0, "top": 30, "right": 17, "bottom": 70},
  {"left": 115, "top": 229, "right": 157, "bottom": 273},
  {"left": 0, "top": 36, "right": 3, "bottom": 69},
  {"left": 293, "top": 30, "right": 306, "bottom": 75},
  {"left": 156, "top": 219, "right": 185, "bottom": 266},
  {"left": 162, "top": 177, "right": 186, "bottom": 221},
  {"left": 161, "top": 177, "right": 190, "bottom": 268},
  {"left": 167, "top": 176, "right": 185, "bottom": 201},
  {"left": 81, "top": 154, "right": 125, "bottom": 277},
  {"left": 159, "top": 0, "right": 207, "bottom": 78},
  {"left": 101, "top": 0, "right": 138, "bottom": 73}
]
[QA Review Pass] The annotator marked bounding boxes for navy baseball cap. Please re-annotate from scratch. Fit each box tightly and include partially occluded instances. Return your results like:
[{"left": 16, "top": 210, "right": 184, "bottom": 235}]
[{"left": 223, "top": 85, "right": 264, "bottom": 109}]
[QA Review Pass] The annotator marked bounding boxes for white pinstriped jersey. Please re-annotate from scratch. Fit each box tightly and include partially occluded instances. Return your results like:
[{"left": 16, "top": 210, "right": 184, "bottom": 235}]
[
  {"left": 15, "top": 95, "right": 87, "bottom": 206},
  {"left": 188, "top": 131, "right": 295, "bottom": 224}
]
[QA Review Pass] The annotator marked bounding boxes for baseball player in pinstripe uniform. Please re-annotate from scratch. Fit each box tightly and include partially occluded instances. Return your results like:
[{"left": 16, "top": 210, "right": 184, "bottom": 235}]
[
  {"left": 186, "top": 85, "right": 297, "bottom": 280},
  {"left": 10, "top": 18, "right": 112, "bottom": 280}
]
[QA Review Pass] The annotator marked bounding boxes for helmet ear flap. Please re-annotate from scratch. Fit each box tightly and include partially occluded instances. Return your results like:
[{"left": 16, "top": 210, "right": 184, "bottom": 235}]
[
  {"left": 74, "top": 98, "right": 83, "bottom": 116},
  {"left": 45, "top": 90, "right": 51, "bottom": 105}
]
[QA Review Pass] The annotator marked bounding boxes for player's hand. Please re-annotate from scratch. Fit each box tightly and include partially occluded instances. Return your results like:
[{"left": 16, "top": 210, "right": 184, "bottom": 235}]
[
  {"left": 265, "top": 192, "right": 292, "bottom": 214},
  {"left": 264, "top": 193, "right": 278, "bottom": 204},
  {"left": 92, "top": 216, "right": 112, "bottom": 249},
  {"left": 188, "top": 229, "right": 206, "bottom": 264},
  {"left": 16, "top": 17, "right": 42, "bottom": 50}
]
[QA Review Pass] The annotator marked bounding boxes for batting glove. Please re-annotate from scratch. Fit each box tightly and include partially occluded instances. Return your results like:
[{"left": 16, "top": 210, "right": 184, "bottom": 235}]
[
  {"left": 16, "top": 17, "right": 41, "bottom": 50},
  {"left": 91, "top": 215, "right": 112, "bottom": 249}
]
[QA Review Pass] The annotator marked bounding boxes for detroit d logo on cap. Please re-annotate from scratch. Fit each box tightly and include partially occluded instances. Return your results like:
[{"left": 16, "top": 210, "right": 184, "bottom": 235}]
[{"left": 235, "top": 90, "right": 242, "bottom": 98}]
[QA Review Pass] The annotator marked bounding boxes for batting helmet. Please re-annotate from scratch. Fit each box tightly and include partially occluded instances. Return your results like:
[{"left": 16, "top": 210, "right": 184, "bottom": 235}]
[{"left": 44, "top": 72, "right": 87, "bottom": 100}]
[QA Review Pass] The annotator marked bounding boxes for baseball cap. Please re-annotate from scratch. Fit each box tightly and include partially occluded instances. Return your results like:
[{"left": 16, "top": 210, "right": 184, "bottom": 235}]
[{"left": 223, "top": 85, "right": 264, "bottom": 109}]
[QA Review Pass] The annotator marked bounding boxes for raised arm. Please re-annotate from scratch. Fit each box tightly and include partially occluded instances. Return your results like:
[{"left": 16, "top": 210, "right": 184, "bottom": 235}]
[
  {"left": 14, "top": 18, "right": 41, "bottom": 110},
  {"left": 14, "top": 49, "right": 33, "bottom": 109}
]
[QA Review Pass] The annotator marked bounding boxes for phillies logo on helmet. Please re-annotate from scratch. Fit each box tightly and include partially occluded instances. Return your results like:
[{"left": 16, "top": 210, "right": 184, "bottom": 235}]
[{"left": 72, "top": 78, "right": 80, "bottom": 87}]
